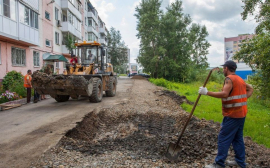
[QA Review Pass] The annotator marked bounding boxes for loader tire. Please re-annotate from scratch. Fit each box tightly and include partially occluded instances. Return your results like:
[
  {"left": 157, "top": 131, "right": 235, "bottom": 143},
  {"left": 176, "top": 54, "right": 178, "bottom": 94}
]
[
  {"left": 55, "top": 95, "right": 70, "bottom": 102},
  {"left": 89, "top": 78, "right": 103, "bottom": 103},
  {"left": 106, "top": 76, "right": 116, "bottom": 97}
]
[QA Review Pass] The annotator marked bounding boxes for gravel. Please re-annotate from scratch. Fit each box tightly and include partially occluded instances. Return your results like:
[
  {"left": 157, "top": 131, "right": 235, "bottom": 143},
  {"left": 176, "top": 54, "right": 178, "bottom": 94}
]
[{"left": 31, "top": 79, "right": 270, "bottom": 168}]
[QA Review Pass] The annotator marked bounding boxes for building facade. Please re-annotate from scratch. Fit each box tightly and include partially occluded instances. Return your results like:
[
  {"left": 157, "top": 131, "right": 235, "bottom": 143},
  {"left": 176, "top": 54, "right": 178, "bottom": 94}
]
[
  {"left": 224, "top": 34, "right": 256, "bottom": 80},
  {"left": 0, "top": 0, "right": 108, "bottom": 81}
]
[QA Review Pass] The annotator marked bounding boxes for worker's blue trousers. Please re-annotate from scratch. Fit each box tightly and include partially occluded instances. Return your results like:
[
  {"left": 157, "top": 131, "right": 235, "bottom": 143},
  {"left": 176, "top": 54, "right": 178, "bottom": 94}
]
[{"left": 215, "top": 117, "right": 246, "bottom": 168}]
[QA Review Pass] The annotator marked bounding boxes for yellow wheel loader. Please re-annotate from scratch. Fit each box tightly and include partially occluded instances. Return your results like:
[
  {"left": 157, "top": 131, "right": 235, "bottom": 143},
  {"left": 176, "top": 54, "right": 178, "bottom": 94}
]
[{"left": 32, "top": 41, "right": 117, "bottom": 103}]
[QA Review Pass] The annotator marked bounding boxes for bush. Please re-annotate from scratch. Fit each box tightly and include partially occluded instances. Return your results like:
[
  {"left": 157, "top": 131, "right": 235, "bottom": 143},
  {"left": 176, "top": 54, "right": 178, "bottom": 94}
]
[
  {"left": 149, "top": 78, "right": 168, "bottom": 88},
  {"left": 2, "top": 71, "right": 24, "bottom": 90},
  {"left": 2, "top": 71, "right": 26, "bottom": 98},
  {"left": 192, "top": 69, "right": 224, "bottom": 84},
  {"left": 9, "top": 81, "right": 27, "bottom": 98},
  {"left": 0, "top": 91, "right": 20, "bottom": 104},
  {"left": 0, "top": 84, "right": 4, "bottom": 94}
]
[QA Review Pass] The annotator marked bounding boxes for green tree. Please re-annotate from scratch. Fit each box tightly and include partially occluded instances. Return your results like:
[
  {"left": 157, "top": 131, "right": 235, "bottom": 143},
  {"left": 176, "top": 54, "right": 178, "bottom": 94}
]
[
  {"left": 107, "top": 27, "right": 128, "bottom": 73},
  {"left": 135, "top": 0, "right": 210, "bottom": 82},
  {"left": 234, "top": 33, "right": 270, "bottom": 98},
  {"left": 159, "top": 0, "right": 193, "bottom": 81},
  {"left": 135, "top": 0, "right": 163, "bottom": 78},
  {"left": 233, "top": 0, "right": 270, "bottom": 98},
  {"left": 63, "top": 34, "right": 76, "bottom": 54},
  {"left": 241, "top": 0, "right": 270, "bottom": 34},
  {"left": 189, "top": 23, "right": 211, "bottom": 69}
]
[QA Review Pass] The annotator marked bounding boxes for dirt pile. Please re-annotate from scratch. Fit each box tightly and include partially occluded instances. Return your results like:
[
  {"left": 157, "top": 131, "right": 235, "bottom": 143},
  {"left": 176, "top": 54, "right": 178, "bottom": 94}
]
[
  {"left": 32, "top": 79, "right": 270, "bottom": 168},
  {"left": 131, "top": 75, "right": 147, "bottom": 79},
  {"left": 155, "top": 90, "right": 194, "bottom": 105}
]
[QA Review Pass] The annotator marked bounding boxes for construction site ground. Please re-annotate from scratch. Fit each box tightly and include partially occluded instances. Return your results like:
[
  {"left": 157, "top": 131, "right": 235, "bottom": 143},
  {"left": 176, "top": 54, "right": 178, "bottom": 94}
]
[{"left": 0, "top": 77, "right": 269, "bottom": 168}]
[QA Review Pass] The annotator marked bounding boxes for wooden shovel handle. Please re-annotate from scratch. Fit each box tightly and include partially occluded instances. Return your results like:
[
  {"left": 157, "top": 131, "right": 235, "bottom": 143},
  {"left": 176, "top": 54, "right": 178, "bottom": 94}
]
[{"left": 175, "top": 67, "right": 219, "bottom": 145}]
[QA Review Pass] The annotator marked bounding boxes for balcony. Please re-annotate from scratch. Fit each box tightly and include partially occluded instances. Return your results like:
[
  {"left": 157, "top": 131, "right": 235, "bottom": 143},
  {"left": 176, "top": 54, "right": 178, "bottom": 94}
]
[
  {"left": 87, "top": 11, "right": 98, "bottom": 24},
  {"left": 99, "top": 39, "right": 107, "bottom": 46},
  {"left": 99, "top": 27, "right": 107, "bottom": 36},
  {"left": 61, "top": 0, "right": 82, "bottom": 21},
  {"left": 87, "top": 26, "right": 99, "bottom": 37},
  {"left": 0, "top": 15, "right": 39, "bottom": 46},
  {"left": 61, "top": 22, "right": 81, "bottom": 40},
  {"left": 0, "top": 16, "right": 17, "bottom": 39},
  {"left": 18, "top": 23, "right": 39, "bottom": 46}
]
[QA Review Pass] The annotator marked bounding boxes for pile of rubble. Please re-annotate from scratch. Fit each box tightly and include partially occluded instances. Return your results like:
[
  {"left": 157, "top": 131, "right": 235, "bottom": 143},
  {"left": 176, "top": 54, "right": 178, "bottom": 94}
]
[
  {"left": 31, "top": 80, "right": 270, "bottom": 168},
  {"left": 131, "top": 75, "right": 147, "bottom": 79}
]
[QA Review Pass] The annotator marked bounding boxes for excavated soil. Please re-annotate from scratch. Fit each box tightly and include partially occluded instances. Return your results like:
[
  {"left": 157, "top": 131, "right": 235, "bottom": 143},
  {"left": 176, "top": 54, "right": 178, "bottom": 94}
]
[
  {"left": 32, "top": 79, "right": 270, "bottom": 168},
  {"left": 131, "top": 75, "right": 147, "bottom": 79}
]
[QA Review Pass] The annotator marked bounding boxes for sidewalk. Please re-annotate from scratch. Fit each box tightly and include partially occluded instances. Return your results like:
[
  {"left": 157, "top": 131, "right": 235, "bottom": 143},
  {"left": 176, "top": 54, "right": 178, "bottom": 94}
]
[{"left": 0, "top": 95, "right": 50, "bottom": 111}]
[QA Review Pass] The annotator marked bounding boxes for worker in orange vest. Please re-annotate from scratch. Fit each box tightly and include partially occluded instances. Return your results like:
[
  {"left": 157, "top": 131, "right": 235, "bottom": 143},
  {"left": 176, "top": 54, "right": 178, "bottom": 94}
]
[
  {"left": 24, "top": 70, "right": 32, "bottom": 103},
  {"left": 199, "top": 60, "right": 253, "bottom": 168}
]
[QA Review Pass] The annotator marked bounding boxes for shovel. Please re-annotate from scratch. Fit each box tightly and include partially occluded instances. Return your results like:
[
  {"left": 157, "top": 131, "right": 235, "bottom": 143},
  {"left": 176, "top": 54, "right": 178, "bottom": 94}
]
[{"left": 165, "top": 67, "right": 219, "bottom": 161}]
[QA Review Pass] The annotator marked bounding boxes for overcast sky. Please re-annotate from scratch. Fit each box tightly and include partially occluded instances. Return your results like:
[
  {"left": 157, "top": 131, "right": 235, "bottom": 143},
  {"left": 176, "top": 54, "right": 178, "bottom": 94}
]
[{"left": 91, "top": 0, "right": 257, "bottom": 67}]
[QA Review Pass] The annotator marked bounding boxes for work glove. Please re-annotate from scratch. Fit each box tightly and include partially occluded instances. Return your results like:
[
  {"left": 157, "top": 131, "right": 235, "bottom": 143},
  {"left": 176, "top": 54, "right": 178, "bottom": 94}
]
[{"left": 198, "top": 87, "right": 208, "bottom": 95}]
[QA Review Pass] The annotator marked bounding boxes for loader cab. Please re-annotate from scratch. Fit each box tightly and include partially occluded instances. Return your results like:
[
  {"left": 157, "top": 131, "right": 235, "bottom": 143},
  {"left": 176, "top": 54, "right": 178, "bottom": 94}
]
[{"left": 74, "top": 41, "right": 107, "bottom": 71}]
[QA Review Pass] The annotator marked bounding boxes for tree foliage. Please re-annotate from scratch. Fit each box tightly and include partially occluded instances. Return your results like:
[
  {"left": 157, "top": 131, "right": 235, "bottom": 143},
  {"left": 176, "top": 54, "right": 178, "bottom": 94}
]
[
  {"left": 135, "top": 0, "right": 210, "bottom": 82},
  {"left": 241, "top": 0, "right": 270, "bottom": 34},
  {"left": 233, "top": 0, "right": 270, "bottom": 98},
  {"left": 234, "top": 33, "right": 270, "bottom": 98},
  {"left": 63, "top": 34, "right": 76, "bottom": 54},
  {"left": 107, "top": 27, "right": 128, "bottom": 73},
  {"left": 135, "top": 0, "right": 163, "bottom": 78}
]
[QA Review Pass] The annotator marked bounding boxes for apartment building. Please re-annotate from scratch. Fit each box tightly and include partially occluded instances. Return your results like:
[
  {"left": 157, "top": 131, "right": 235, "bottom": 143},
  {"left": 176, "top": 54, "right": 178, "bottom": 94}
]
[
  {"left": 0, "top": 0, "right": 108, "bottom": 81},
  {"left": 224, "top": 34, "right": 256, "bottom": 80}
]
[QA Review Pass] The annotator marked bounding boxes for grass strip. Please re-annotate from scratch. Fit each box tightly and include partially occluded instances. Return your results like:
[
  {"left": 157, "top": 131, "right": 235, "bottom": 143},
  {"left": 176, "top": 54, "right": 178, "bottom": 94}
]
[{"left": 150, "top": 78, "right": 270, "bottom": 148}]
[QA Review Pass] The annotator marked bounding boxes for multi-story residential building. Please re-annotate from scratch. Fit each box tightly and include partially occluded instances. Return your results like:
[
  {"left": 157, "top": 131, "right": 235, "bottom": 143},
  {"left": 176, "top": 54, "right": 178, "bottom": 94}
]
[
  {"left": 224, "top": 34, "right": 256, "bottom": 80},
  {"left": 0, "top": 0, "right": 109, "bottom": 81}
]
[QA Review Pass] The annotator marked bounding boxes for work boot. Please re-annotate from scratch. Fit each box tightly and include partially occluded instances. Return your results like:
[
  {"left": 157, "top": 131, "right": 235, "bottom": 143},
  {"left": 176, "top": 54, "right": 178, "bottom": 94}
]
[
  {"left": 205, "top": 163, "right": 224, "bottom": 168},
  {"left": 225, "top": 160, "right": 248, "bottom": 167}
]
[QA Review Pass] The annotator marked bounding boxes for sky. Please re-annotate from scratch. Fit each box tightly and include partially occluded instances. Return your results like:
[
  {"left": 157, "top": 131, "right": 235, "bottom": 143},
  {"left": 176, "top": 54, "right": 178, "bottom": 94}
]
[{"left": 91, "top": 0, "right": 257, "bottom": 67}]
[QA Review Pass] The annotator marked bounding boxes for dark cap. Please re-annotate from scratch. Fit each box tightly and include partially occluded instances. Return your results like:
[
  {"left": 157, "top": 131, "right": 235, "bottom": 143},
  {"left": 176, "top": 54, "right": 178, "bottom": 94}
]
[{"left": 221, "top": 60, "right": 237, "bottom": 70}]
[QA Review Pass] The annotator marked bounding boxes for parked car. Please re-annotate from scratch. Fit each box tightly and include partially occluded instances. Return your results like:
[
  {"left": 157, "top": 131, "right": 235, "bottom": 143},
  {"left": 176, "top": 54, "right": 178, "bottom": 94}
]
[
  {"left": 128, "top": 73, "right": 137, "bottom": 77},
  {"left": 138, "top": 73, "right": 150, "bottom": 78}
]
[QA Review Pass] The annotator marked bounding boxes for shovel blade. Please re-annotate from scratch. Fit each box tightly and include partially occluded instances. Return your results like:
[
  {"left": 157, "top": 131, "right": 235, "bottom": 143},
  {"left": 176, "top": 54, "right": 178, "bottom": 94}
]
[{"left": 165, "top": 143, "right": 182, "bottom": 161}]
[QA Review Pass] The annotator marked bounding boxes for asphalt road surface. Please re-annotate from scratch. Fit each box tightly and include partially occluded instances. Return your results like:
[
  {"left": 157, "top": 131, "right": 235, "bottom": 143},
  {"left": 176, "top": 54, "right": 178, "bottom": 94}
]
[{"left": 0, "top": 77, "right": 133, "bottom": 168}]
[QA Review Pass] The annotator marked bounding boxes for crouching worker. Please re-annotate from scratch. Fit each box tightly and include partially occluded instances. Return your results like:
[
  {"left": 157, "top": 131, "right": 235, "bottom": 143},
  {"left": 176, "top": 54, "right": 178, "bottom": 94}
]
[{"left": 200, "top": 60, "right": 253, "bottom": 168}]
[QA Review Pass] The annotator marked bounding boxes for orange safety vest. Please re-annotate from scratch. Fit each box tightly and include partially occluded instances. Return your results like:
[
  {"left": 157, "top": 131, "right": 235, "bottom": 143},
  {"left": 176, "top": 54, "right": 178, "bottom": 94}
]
[
  {"left": 24, "top": 74, "right": 32, "bottom": 88},
  {"left": 222, "top": 75, "right": 247, "bottom": 118}
]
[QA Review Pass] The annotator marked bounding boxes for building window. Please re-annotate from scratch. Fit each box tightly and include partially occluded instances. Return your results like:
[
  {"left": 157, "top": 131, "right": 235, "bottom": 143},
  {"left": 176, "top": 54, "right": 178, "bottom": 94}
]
[
  {"left": 62, "top": 13, "right": 67, "bottom": 22},
  {"left": 67, "top": 11, "right": 81, "bottom": 31},
  {"left": 233, "top": 41, "right": 237, "bottom": 44},
  {"left": 18, "top": 3, "right": 38, "bottom": 29},
  {"left": 11, "top": 47, "right": 26, "bottom": 66},
  {"left": 85, "top": 17, "right": 87, "bottom": 25},
  {"left": 88, "top": 33, "right": 98, "bottom": 41},
  {"left": 45, "top": 11, "right": 50, "bottom": 20},
  {"left": 25, "top": 6, "right": 30, "bottom": 25},
  {"left": 56, "top": 62, "right": 59, "bottom": 69},
  {"left": 55, "top": 32, "right": 59, "bottom": 45},
  {"left": 55, "top": 7, "right": 59, "bottom": 20},
  {"left": 33, "top": 51, "right": 40, "bottom": 67},
  {"left": 3, "top": 0, "right": 16, "bottom": 20},
  {"left": 46, "top": 39, "right": 51, "bottom": 47},
  {"left": 88, "top": 17, "right": 93, "bottom": 27}
]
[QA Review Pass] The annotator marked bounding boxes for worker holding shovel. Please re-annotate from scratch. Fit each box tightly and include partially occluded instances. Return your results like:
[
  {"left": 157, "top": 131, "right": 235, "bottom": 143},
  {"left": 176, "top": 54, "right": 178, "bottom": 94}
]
[{"left": 199, "top": 60, "right": 253, "bottom": 168}]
